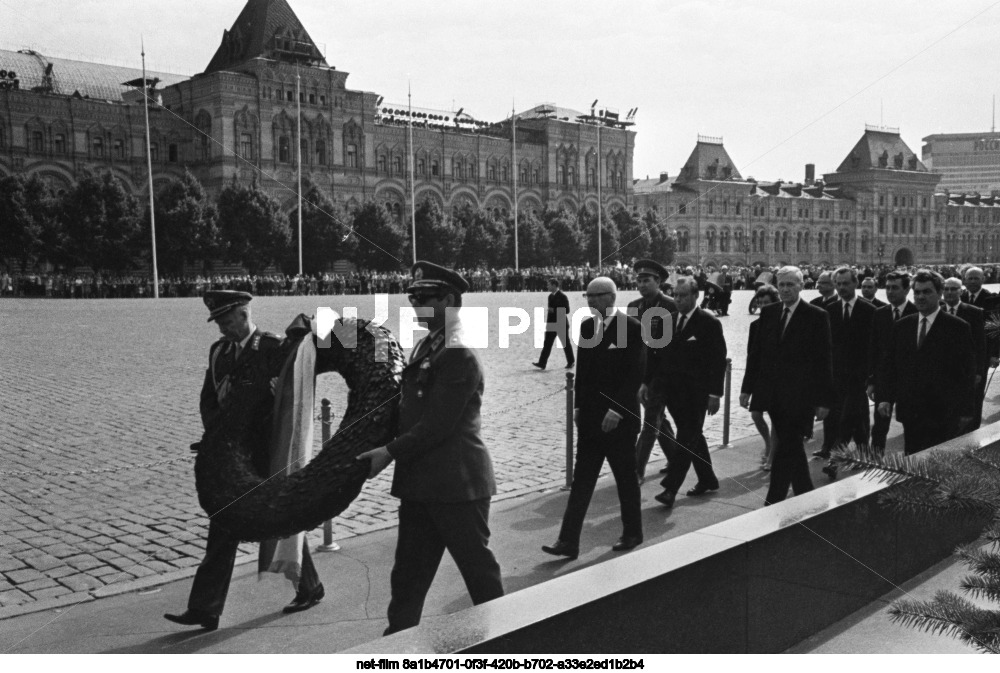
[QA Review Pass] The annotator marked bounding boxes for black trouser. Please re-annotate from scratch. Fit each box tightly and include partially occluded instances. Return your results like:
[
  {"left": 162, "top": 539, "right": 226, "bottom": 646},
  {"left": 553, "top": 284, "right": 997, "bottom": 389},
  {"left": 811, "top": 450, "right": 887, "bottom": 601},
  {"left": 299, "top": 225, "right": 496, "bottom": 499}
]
[
  {"left": 558, "top": 419, "right": 642, "bottom": 545},
  {"left": 635, "top": 400, "right": 676, "bottom": 478},
  {"left": 822, "top": 387, "right": 870, "bottom": 453},
  {"left": 537, "top": 326, "right": 574, "bottom": 367},
  {"left": 385, "top": 498, "right": 503, "bottom": 635},
  {"left": 973, "top": 370, "right": 988, "bottom": 430},
  {"left": 660, "top": 395, "right": 717, "bottom": 494},
  {"left": 902, "top": 418, "right": 959, "bottom": 456},
  {"left": 765, "top": 406, "right": 815, "bottom": 505},
  {"left": 870, "top": 406, "right": 891, "bottom": 452},
  {"left": 188, "top": 520, "right": 320, "bottom": 617}
]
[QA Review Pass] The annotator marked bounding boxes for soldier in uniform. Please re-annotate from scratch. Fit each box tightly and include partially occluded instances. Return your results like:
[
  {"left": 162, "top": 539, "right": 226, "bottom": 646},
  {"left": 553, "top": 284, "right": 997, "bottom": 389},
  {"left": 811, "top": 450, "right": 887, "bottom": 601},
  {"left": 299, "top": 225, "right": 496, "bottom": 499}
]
[
  {"left": 627, "top": 259, "right": 678, "bottom": 482},
  {"left": 164, "top": 291, "right": 325, "bottom": 631},
  {"left": 358, "top": 262, "right": 504, "bottom": 635}
]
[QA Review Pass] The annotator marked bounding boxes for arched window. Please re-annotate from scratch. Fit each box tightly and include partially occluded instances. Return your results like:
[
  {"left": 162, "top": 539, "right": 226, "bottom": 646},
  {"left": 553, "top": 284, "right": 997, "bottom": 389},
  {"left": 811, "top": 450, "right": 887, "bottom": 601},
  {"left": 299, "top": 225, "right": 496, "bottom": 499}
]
[
  {"left": 240, "top": 133, "right": 253, "bottom": 160},
  {"left": 315, "top": 140, "right": 326, "bottom": 166},
  {"left": 279, "top": 137, "right": 290, "bottom": 163}
]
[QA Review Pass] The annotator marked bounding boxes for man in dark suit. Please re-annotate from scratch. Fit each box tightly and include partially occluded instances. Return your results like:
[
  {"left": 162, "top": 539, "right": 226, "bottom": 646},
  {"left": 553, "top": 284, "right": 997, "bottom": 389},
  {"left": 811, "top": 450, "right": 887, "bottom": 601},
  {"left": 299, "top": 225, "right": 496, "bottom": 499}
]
[
  {"left": 866, "top": 271, "right": 917, "bottom": 455},
  {"left": 942, "top": 276, "right": 986, "bottom": 414},
  {"left": 816, "top": 267, "right": 876, "bottom": 477},
  {"left": 627, "top": 259, "right": 678, "bottom": 483},
  {"left": 644, "top": 277, "right": 727, "bottom": 508},
  {"left": 359, "top": 262, "right": 503, "bottom": 634},
  {"left": 165, "top": 291, "right": 325, "bottom": 632},
  {"left": 876, "top": 269, "right": 975, "bottom": 455},
  {"left": 962, "top": 267, "right": 998, "bottom": 428},
  {"left": 740, "top": 266, "right": 834, "bottom": 505},
  {"left": 861, "top": 277, "right": 887, "bottom": 308},
  {"left": 543, "top": 277, "right": 646, "bottom": 558},
  {"left": 810, "top": 271, "right": 837, "bottom": 307},
  {"left": 533, "top": 277, "right": 575, "bottom": 370}
]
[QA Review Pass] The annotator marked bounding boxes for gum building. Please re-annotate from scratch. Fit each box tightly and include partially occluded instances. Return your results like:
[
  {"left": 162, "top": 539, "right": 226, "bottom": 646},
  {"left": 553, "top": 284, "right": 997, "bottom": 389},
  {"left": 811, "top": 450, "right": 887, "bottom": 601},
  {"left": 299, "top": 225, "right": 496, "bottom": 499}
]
[
  {"left": 634, "top": 127, "right": 1000, "bottom": 268},
  {"left": 921, "top": 131, "right": 1000, "bottom": 195},
  {"left": 0, "top": 0, "right": 634, "bottom": 229}
]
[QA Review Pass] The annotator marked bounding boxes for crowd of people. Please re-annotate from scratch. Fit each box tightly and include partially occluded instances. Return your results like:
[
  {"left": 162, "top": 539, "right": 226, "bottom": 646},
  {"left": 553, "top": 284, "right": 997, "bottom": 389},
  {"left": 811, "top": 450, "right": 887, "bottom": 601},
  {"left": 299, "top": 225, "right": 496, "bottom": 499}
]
[{"left": 4, "top": 262, "right": 999, "bottom": 300}]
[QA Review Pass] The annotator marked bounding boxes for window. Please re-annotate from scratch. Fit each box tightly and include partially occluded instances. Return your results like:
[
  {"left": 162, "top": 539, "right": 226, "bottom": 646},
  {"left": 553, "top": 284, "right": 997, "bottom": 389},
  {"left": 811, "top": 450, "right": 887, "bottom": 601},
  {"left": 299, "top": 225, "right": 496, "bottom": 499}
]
[
  {"left": 679, "top": 202, "right": 687, "bottom": 215},
  {"left": 168, "top": 143, "right": 178, "bottom": 162},
  {"left": 320, "top": 95, "right": 326, "bottom": 105},
  {"left": 309, "top": 93, "right": 316, "bottom": 104},
  {"left": 240, "top": 133, "right": 253, "bottom": 160},
  {"left": 879, "top": 215, "right": 885, "bottom": 233},
  {"left": 708, "top": 200, "right": 713, "bottom": 215},
  {"left": 92, "top": 136, "right": 104, "bottom": 158},
  {"left": 0, "top": 126, "right": 5, "bottom": 149},
  {"left": 279, "top": 136, "right": 290, "bottom": 163},
  {"left": 287, "top": 91, "right": 293, "bottom": 102},
  {"left": 115, "top": 138, "right": 126, "bottom": 159},
  {"left": 522, "top": 166, "right": 530, "bottom": 184},
  {"left": 533, "top": 168, "right": 539, "bottom": 183},
  {"left": 893, "top": 196, "right": 898, "bottom": 207},
  {"left": 346, "top": 144, "right": 357, "bottom": 168},
  {"left": 300, "top": 138, "right": 308, "bottom": 164},
  {"left": 377, "top": 155, "right": 386, "bottom": 173},
  {"left": 418, "top": 158, "right": 426, "bottom": 175},
  {"left": 488, "top": 163, "right": 496, "bottom": 181},
  {"left": 392, "top": 156, "right": 401, "bottom": 174},
  {"left": 432, "top": 159, "right": 440, "bottom": 176},
  {"left": 502, "top": 164, "right": 508, "bottom": 182},
  {"left": 149, "top": 142, "right": 158, "bottom": 161},
  {"left": 735, "top": 202, "right": 741, "bottom": 215},
  {"left": 879, "top": 194, "right": 885, "bottom": 206},
  {"left": 315, "top": 140, "right": 326, "bottom": 166},
  {"left": 32, "top": 131, "right": 44, "bottom": 153},
  {"left": 892, "top": 217, "right": 898, "bottom": 234},
  {"left": 54, "top": 133, "right": 65, "bottom": 154},
  {"left": 299, "top": 92, "right": 305, "bottom": 103},
  {"left": 909, "top": 218, "right": 915, "bottom": 235},
  {"left": 558, "top": 165, "right": 566, "bottom": 186}
]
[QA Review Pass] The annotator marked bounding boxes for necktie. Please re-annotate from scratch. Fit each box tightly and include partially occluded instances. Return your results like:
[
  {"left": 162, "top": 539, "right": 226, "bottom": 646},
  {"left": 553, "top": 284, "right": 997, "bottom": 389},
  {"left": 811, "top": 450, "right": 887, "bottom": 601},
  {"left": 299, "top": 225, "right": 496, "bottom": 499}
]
[
  {"left": 676, "top": 314, "right": 687, "bottom": 335},
  {"left": 917, "top": 317, "right": 927, "bottom": 349},
  {"left": 951, "top": 306, "right": 957, "bottom": 315},
  {"left": 893, "top": 307, "right": 900, "bottom": 321},
  {"left": 843, "top": 302, "right": 850, "bottom": 324},
  {"left": 780, "top": 307, "right": 790, "bottom": 339}
]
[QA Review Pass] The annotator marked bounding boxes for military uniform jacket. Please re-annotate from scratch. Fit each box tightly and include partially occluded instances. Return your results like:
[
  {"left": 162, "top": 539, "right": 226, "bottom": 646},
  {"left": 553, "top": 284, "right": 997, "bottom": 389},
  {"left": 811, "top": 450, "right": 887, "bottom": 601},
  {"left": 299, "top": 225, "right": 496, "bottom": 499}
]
[
  {"left": 387, "top": 328, "right": 497, "bottom": 503},
  {"left": 628, "top": 291, "right": 677, "bottom": 383}
]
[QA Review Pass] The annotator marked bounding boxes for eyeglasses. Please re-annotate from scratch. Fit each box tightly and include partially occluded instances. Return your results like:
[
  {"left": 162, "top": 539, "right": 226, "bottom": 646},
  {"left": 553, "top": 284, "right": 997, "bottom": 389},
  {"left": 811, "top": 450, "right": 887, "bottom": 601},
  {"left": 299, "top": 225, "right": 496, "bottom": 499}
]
[
  {"left": 582, "top": 292, "right": 612, "bottom": 299},
  {"left": 408, "top": 293, "right": 443, "bottom": 305}
]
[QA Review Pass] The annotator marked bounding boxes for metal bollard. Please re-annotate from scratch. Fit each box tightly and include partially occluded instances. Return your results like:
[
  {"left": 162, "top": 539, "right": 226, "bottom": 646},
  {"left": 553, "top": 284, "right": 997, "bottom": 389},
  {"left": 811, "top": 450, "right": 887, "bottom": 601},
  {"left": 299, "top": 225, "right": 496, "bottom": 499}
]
[
  {"left": 316, "top": 399, "right": 341, "bottom": 552},
  {"left": 722, "top": 358, "right": 732, "bottom": 448},
  {"left": 562, "top": 372, "right": 575, "bottom": 491}
]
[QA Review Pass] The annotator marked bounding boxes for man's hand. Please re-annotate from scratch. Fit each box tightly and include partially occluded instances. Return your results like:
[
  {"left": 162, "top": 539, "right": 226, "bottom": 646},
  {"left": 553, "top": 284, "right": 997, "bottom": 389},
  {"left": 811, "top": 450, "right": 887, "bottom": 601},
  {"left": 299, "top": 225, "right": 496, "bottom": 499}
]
[
  {"left": 877, "top": 402, "right": 892, "bottom": 418},
  {"left": 269, "top": 376, "right": 279, "bottom": 394},
  {"left": 638, "top": 383, "right": 649, "bottom": 406},
  {"left": 959, "top": 416, "right": 973, "bottom": 432},
  {"left": 601, "top": 411, "right": 621, "bottom": 433},
  {"left": 707, "top": 395, "right": 721, "bottom": 416},
  {"left": 866, "top": 384, "right": 875, "bottom": 401},
  {"left": 975, "top": 374, "right": 983, "bottom": 386},
  {"left": 991, "top": 356, "right": 999, "bottom": 368},
  {"left": 356, "top": 446, "right": 393, "bottom": 479},
  {"left": 814, "top": 406, "right": 829, "bottom": 421},
  {"left": 739, "top": 393, "right": 750, "bottom": 409}
]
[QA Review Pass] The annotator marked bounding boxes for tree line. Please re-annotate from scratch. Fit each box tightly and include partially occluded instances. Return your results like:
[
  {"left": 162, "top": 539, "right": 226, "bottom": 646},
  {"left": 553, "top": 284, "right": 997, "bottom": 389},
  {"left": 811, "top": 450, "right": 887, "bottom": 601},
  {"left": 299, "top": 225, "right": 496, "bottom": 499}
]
[{"left": 0, "top": 170, "right": 676, "bottom": 275}]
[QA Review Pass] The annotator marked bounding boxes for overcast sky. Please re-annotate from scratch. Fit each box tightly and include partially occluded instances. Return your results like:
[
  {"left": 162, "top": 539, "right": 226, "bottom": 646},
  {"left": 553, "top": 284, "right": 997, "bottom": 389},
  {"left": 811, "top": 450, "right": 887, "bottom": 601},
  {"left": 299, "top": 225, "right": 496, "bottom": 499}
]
[{"left": 3, "top": 0, "right": 1000, "bottom": 183}]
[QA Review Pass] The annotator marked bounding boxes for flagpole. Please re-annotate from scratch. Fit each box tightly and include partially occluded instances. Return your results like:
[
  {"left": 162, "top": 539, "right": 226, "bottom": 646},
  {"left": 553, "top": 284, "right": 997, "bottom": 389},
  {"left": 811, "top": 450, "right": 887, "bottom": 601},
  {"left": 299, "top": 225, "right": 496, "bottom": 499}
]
[
  {"left": 512, "top": 101, "right": 518, "bottom": 271},
  {"left": 141, "top": 37, "right": 159, "bottom": 299},
  {"left": 409, "top": 80, "right": 417, "bottom": 264},
  {"left": 296, "top": 67, "right": 303, "bottom": 276}
]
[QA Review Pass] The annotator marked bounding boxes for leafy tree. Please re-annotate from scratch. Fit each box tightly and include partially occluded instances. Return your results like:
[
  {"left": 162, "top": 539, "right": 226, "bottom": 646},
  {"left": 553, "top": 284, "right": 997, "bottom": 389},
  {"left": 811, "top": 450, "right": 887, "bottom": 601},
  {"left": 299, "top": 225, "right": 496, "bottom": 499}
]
[
  {"left": 644, "top": 208, "right": 677, "bottom": 265},
  {"left": 350, "top": 201, "right": 408, "bottom": 272},
  {"left": 456, "top": 206, "right": 507, "bottom": 268},
  {"left": 287, "top": 179, "right": 356, "bottom": 275},
  {"left": 612, "top": 208, "right": 652, "bottom": 263},
  {"left": 505, "top": 209, "right": 551, "bottom": 268},
  {"left": 0, "top": 173, "right": 57, "bottom": 271},
  {"left": 413, "top": 198, "right": 463, "bottom": 267},
  {"left": 544, "top": 207, "right": 583, "bottom": 266},
  {"left": 152, "top": 170, "right": 219, "bottom": 276},
  {"left": 60, "top": 170, "right": 143, "bottom": 274},
  {"left": 216, "top": 179, "right": 289, "bottom": 276},
  {"left": 578, "top": 206, "right": 620, "bottom": 267}
]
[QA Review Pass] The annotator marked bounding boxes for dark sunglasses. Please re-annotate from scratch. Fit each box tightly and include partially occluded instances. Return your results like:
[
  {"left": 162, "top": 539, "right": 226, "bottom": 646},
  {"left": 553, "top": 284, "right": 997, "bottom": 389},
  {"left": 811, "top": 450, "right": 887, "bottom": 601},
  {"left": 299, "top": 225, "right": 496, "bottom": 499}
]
[
  {"left": 408, "top": 292, "right": 444, "bottom": 305},
  {"left": 582, "top": 291, "right": 612, "bottom": 299}
]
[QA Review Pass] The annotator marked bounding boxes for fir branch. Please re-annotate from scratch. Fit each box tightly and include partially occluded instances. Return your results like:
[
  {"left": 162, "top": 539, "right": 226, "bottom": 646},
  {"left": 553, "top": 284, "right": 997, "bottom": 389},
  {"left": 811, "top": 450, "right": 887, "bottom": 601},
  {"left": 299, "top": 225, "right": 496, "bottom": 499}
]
[
  {"left": 959, "top": 573, "right": 1000, "bottom": 603},
  {"left": 956, "top": 544, "right": 1000, "bottom": 579}
]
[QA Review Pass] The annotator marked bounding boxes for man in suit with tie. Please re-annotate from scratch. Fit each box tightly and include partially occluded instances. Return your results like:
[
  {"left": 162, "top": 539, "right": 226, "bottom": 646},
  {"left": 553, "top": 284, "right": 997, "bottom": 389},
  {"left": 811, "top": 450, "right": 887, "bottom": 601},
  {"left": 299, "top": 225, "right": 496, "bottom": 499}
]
[
  {"left": 543, "top": 277, "right": 646, "bottom": 558},
  {"left": 644, "top": 276, "right": 727, "bottom": 508},
  {"left": 876, "top": 269, "right": 975, "bottom": 455},
  {"left": 962, "top": 267, "right": 998, "bottom": 428},
  {"left": 359, "top": 261, "right": 504, "bottom": 634},
  {"left": 861, "top": 277, "right": 887, "bottom": 308},
  {"left": 816, "top": 267, "right": 876, "bottom": 477},
  {"left": 810, "top": 271, "right": 837, "bottom": 307},
  {"left": 740, "top": 266, "right": 834, "bottom": 505},
  {"left": 866, "top": 271, "right": 917, "bottom": 455},
  {"left": 533, "top": 277, "right": 575, "bottom": 370},
  {"left": 165, "top": 291, "right": 325, "bottom": 631},
  {"left": 942, "top": 277, "right": 986, "bottom": 407},
  {"left": 627, "top": 259, "right": 678, "bottom": 483}
]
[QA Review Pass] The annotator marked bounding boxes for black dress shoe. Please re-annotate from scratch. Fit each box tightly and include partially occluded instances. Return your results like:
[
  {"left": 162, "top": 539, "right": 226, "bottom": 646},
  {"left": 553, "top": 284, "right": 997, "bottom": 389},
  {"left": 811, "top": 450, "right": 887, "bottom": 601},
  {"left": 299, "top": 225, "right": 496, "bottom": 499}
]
[
  {"left": 654, "top": 490, "right": 676, "bottom": 507},
  {"left": 658, "top": 466, "right": 670, "bottom": 474},
  {"left": 686, "top": 483, "right": 719, "bottom": 497},
  {"left": 822, "top": 464, "right": 838, "bottom": 481},
  {"left": 565, "top": 362, "right": 575, "bottom": 369},
  {"left": 541, "top": 540, "right": 579, "bottom": 559},
  {"left": 532, "top": 362, "right": 545, "bottom": 370},
  {"left": 164, "top": 610, "right": 219, "bottom": 631},
  {"left": 812, "top": 449, "right": 830, "bottom": 459},
  {"left": 283, "top": 584, "right": 325, "bottom": 614},
  {"left": 612, "top": 535, "right": 642, "bottom": 552}
]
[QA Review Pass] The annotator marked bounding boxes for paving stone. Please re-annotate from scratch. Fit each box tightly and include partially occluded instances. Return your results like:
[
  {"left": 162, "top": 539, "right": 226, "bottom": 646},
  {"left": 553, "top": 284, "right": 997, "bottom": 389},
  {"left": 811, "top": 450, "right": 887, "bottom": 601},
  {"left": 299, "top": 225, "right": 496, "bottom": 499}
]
[
  {"left": 30, "top": 585, "right": 73, "bottom": 601},
  {"left": 5, "top": 568, "right": 45, "bottom": 585},
  {"left": 17, "top": 577, "right": 58, "bottom": 592},
  {"left": 23, "top": 554, "right": 63, "bottom": 571},
  {"left": 59, "top": 574, "right": 104, "bottom": 592},
  {"left": 0, "top": 589, "right": 30, "bottom": 606},
  {"left": 0, "top": 557, "right": 27, "bottom": 572}
]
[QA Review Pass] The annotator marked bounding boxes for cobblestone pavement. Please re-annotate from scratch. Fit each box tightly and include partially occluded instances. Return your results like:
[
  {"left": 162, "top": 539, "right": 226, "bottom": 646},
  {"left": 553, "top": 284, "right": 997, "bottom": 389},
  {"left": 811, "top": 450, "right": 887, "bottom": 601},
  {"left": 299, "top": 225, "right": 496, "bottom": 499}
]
[{"left": 0, "top": 288, "right": 802, "bottom": 609}]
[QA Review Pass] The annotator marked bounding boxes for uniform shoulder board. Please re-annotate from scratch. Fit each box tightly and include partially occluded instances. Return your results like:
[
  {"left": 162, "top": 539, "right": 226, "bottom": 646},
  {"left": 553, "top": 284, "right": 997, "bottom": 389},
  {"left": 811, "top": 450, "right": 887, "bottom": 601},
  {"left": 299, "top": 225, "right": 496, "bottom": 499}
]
[
  {"left": 256, "top": 331, "right": 283, "bottom": 350},
  {"left": 210, "top": 339, "right": 228, "bottom": 356}
]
